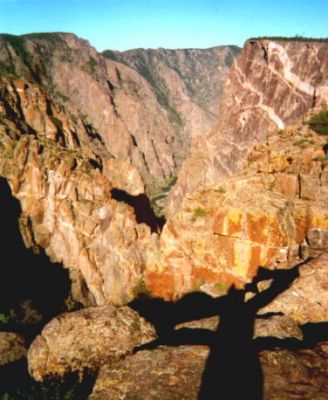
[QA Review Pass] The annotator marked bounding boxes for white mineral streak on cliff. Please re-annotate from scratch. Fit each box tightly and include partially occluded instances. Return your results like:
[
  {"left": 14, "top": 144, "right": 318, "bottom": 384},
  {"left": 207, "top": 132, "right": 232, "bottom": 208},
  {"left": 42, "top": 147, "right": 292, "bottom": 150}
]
[
  {"left": 168, "top": 40, "right": 328, "bottom": 215},
  {"left": 267, "top": 42, "right": 315, "bottom": 96},
  {"left": 234, "top": 63, "right": 285, "bottom": 129}
]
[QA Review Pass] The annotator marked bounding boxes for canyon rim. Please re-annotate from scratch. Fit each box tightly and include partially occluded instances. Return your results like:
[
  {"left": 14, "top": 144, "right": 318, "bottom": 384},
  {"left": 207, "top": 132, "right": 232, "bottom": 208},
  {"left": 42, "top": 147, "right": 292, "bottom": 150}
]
[{"left": 0, "top": 31, "right": 327, "bottom": 399}]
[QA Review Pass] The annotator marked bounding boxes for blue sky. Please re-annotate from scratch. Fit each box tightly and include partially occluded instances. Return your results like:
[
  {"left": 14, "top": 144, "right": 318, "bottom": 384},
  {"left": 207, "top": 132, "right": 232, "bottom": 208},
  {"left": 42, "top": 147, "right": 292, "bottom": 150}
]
[{"left": 0, "top": 0, "right": 327, "bottom": 51}]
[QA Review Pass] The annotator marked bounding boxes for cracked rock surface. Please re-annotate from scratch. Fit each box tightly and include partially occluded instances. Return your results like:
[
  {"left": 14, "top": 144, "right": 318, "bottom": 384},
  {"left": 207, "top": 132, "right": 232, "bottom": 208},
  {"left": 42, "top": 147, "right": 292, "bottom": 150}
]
[{"left": 27, "top": 305, "right": 156, "bottom": 381}]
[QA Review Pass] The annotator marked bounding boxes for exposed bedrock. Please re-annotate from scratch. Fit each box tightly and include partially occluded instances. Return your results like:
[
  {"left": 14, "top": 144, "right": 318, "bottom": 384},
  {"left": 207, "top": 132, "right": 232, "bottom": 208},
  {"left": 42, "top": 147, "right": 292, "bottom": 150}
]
[
  {"left": 0, "top": 33, "right": 240, "bottom": 192},
  {"left": 169, "top": 39, "right": 328, "bottom": 213},
  {"left": 1, "top": 75, "right": 328, "bottom": 304},
  {"left": 0, "top": 38, "right": 327, "bottom": 305},
  {"left": 144, "top": 124, "right": 328, "bottom": 299}
]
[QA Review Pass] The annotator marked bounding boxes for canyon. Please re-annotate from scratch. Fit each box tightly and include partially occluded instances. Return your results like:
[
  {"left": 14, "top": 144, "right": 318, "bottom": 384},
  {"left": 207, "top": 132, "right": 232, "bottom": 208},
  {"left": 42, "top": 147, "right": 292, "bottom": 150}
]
[{"left": 0, "top": 33, "right": 327, "bottom": 399}]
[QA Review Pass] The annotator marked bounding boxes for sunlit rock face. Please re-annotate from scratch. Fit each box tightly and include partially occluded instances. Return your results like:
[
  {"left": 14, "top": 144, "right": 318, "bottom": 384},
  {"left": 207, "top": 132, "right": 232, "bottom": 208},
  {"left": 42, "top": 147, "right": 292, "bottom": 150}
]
[
  {"left": 169, "top": 39, "right": 328, "bottom": 213},
  {"left": 28, "top": 305, "right": 155, "bottom": 381},
  {"left": 0, "top": 78, "right": 151, "bottom": 305},
  {"left": 0, "top": 36, "right": 327, "bottom": 305},
  {"left": 144, "top": 124, "right": 328, "bottom": 300}
]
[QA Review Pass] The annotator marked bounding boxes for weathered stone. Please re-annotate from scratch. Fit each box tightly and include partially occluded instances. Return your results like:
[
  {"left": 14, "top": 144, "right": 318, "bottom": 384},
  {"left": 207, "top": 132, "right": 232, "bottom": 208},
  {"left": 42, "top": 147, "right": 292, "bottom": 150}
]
[
  {"left": 176, "top": 315, "right": 303, "bottom": 341},
  {"left": 307, "top": 228, "right": 328, "bottom": 250},
  {"left": 0, "top": 38, "right": 328, "bottom": 305},
  {"left": 27, "top": 305, "right": 156, "bottom": 381},
  {"left": 0, "top": 33, "right": 240, "bottom": 191},
  {"left": 0, "top": 332, "right": 26, "bottom": 366},
  {"left": 89, "top": 346, "right": 207, "bottom": 400},
  {"left": 90, "top": 343, "right": 328, "bottom": 400},
  {"left": 169, "top": 39, "right": 328, "bottom": 212},
  {"left": 0, "top": 78, "right": 154, "bottom": 305},
  {"left": 259, "top": 253, "right": 328, "bottom": 324},
  {"left": 261, "top": 348, "right": 328, "bottom": 400},
  {"left": 254, "top": 315, "right": 303, "bottom": 340},
  {"left": 143, "top": 124, "right": 328, "bottom": 300}
]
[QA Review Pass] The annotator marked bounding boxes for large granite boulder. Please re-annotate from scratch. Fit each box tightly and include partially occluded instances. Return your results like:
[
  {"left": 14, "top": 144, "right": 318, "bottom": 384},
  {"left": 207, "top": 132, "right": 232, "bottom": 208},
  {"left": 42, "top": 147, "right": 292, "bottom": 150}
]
[{"left": 27, "top": 305, "right": 156, "bottom": 381}]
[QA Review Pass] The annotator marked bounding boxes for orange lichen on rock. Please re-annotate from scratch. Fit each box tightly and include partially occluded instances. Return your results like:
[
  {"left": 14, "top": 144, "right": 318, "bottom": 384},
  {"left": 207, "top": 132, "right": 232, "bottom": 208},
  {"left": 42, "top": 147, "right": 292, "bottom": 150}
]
[{"left": 144, "top": 117, "right": 328, "bottom": 300}]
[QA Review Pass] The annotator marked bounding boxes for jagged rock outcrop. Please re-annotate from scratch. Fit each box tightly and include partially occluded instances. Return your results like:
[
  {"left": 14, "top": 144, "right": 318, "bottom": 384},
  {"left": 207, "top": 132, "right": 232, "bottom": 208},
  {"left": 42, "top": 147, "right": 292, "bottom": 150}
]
[
  {"left": 144, "top": 122, "right": 328, "bottom": 299},
  {"left": 0, "top": 33, "right": 239, "bottom": 193},
  {"left": 27, "top": 305, "right": 155, "bottom": 381},
  {"left": 0, "top": 37, "right": 327, "bottom": 307},
  {"left": 1, "top": 75, "right": 327, "bottom": 305},
  {"left": 0, "top": 77, "right": 151, "bottom": 305},
  {"left": 1, "top": 34, "right": 327, "bottom": 399},
  {"left": 104, "top": 45, "right": 240, "bottom": 137},
  {"left": 169, "top": 39, "right": 328, "bottom": 212}
]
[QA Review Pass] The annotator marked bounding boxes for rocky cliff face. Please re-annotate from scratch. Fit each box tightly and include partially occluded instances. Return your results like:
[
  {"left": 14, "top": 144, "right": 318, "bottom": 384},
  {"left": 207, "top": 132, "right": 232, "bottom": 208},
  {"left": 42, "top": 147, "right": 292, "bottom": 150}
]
[
  {"left": 104, "top": 46, "right": 240, "bottom": 137},
  {"left": 0, "top": 37, "right": 327, "bottom": 306},
  {"left": 1, "top": 76, "right": 327, "bottom": 306},
  {"left": 169, "top": 39, "right": 328, "bottom": 212},
  {"left": 0, "top": 77, "right": 150, "bottom": 305},
  {"left": 144, "top": 120, "right": 328, "bottom": 299},
  {"left": 1, "top": 35, "right": 328, "bottom": 399},
  {"left": 0, "top": 33, "right": 239, "bottom": 193}
]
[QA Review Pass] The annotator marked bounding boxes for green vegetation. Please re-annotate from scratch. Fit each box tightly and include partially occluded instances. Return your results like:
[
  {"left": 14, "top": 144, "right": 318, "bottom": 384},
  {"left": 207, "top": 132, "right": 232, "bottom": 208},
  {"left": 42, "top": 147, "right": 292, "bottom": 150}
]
[
  {"left": 193, "top": 207, "right": 207, "bottom": 218},
  {"left": 0, "top": 61, "right": 19, "bottom": 79},
  {"left": 22, "top": 32, "right": 65, "bottom": 44},
  {"left": 248, "top": 35, "right": 328, "bottom": 43},
  {"left": 214, "top": 186, "right": 226, "bottom": 194},
  {"left": 0, "top": 372, "right": 95, "bottom": 400},
  {"left": 0, "top": 312, "right": 10, "bottom": 325},
  {"left": 162, "top": 175, "right": 177, "bottom": 188},
  {"left": 314, "top": 154, "right": 328, "bottom": 162},
  {"left": 307, "top": 109, "right": 328, "bottom": 135},
  {"left": 0, "top": 34, "right": 32, "bottom": 68},
  {"left": 293, "top": 138, "right": 315, "bottom": 147},
  {"left": 133, "top": 279, "right": 151, "bottom": 297},
  {"left": 150, "top": 175, "right": 177, "bottom": 217},
  {"left": 47, "top": 83, "right": 69, "bottom": 103},
  {"left": 87, "top": 57, "right": 99, "bottom": 75},
  {"left": 102, "top": 50, "right": 121, "bottom": 63},
  {"left": 215, "top": 283, "right": 227, "bottom": 292}
]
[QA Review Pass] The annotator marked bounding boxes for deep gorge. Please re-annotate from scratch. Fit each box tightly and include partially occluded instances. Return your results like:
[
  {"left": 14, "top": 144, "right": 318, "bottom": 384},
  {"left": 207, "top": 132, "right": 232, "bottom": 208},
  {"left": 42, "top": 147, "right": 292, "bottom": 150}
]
[{"left": 0, "top": 33, "right": 327, "bottom": 399}]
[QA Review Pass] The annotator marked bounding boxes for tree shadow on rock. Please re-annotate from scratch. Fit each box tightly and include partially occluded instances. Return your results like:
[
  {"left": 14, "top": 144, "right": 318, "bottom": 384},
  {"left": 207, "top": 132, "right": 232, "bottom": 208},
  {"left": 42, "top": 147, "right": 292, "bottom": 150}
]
[{"left": 131, "top": 261, "right": 322, "bottom": 400}]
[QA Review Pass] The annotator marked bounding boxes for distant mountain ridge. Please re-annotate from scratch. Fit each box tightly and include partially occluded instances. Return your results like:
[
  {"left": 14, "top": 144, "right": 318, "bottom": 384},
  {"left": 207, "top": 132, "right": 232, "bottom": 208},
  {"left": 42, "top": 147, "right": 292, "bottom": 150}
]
[
  {"left": 0, "top": 32, "right": 240, "bottom": 193},
  {"left": 103, "top": 45, "right": 240, "bottom": 121}
]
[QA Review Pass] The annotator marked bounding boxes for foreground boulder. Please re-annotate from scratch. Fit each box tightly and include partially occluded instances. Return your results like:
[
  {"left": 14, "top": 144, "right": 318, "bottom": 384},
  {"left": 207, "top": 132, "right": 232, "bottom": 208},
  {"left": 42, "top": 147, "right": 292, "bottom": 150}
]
[
  {"left": 0, "top": 332, "right": 26, "bottom": 366},
  {"left": 27, "top": 305, "right": 156, "bottom": 381},
  {"left": 90, "top": 346, "right": 207, "bottom": 400},
  {"left": 90, "top": 343, "right": 328, "bottom": 400}
]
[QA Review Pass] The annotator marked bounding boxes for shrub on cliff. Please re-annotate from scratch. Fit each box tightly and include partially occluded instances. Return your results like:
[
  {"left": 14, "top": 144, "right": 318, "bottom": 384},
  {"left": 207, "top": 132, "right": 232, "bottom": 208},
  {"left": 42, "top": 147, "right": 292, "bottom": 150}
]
[{"left": 308, "top": 109, "right": 328, "bottom": 135}]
